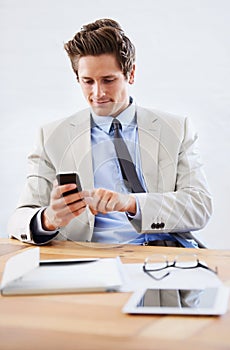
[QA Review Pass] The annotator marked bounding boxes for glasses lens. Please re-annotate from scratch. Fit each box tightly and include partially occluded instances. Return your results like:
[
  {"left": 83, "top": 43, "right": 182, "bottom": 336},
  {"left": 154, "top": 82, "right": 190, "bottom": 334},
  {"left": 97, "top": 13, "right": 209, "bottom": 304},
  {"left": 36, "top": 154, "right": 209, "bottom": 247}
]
[
  {"left": 144, "top": 255, "right": 168, "bottom": 271},
  {"left": 174, "top": 254, "right": 198, "bottom": 268}
]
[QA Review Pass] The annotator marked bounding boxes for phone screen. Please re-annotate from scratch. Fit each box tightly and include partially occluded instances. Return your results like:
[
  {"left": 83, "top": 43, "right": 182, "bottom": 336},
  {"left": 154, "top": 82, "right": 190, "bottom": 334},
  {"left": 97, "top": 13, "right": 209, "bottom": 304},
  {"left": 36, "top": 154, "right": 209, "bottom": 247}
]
[{"left": 56, "top": 173, "right": 82, "bottom": 196}]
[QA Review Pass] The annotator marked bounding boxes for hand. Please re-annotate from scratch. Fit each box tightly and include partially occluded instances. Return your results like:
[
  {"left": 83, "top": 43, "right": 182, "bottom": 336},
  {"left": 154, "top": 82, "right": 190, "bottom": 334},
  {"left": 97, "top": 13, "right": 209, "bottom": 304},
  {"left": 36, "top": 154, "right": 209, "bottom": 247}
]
[
  {"left": 42, "top": 180, "right": 86, "bottom": 230},
  {"left": 82, "top": 188, "right": 136, "bottom": 215}
]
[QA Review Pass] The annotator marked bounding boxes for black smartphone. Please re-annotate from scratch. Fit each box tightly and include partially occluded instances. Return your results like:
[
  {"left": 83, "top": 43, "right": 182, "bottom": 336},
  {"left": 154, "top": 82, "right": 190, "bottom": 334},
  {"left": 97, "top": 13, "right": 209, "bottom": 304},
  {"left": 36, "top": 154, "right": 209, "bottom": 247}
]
[{"left": 56, "top": 172, "right": 82, "bottom": 197}]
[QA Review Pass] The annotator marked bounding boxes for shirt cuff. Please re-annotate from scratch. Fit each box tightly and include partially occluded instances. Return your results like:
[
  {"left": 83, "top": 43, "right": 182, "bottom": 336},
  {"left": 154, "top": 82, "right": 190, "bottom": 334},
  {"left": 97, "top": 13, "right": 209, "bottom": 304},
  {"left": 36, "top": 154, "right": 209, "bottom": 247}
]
[
  {"left": 126, "top": 195, "right": 141, "bottom": 221},
  {"left": 34, "top": 208, "right": 58, "bottom": 234},
  {"left": 30, "top": 208, "right": 59, "bottom": 244}
]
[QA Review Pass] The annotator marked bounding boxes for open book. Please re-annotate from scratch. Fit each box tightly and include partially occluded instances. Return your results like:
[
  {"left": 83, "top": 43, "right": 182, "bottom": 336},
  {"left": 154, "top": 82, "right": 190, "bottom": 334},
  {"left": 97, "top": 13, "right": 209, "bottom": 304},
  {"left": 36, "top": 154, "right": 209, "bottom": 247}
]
[{"left": 0, "top": 248, "right": 123, "bottom": 295}]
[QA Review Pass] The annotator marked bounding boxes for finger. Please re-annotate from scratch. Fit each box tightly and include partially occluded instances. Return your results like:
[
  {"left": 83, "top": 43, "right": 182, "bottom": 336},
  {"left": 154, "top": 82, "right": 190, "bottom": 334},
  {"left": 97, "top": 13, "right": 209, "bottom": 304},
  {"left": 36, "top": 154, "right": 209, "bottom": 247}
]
[
  {"left": 81, "top": 189, "right": 94, "bottom": 207},
  {"left": 89, "top": 208, "right": 98, "bottom": 215},
  {"left": 59, "top": 184, "right": 77, "bottom": 196},
  {"left": 105, "top": 199, "right": 116, "bottom": 212},
  {"left": 52, "top": 183, "right": 77, "bottom": 200},
  {"left": 97, "top": 192, "right": 113, "bottom": 213},
  {"left": 81, "top": 189, "right": 93, "bottom": 198},
  {"left": 83, "top": 196, "right": 98, "bottom": 215},
  {"left": 67, "top": 199, "right": 87, "bottom": 214},
  {"left": 84, "top": 190, "right": 101, "bottom": 211},
  {"left": 84, "top": 196, "right": 94, "bottom": 206},
  {"left": 52, "top": 179, "right": 58, "bottom": 188},
  {"left": 87, "top": 189, "right": 107, "bottom": 213},
  {"left": 62, "top": 192, "right": 84, "bottom": 205}
]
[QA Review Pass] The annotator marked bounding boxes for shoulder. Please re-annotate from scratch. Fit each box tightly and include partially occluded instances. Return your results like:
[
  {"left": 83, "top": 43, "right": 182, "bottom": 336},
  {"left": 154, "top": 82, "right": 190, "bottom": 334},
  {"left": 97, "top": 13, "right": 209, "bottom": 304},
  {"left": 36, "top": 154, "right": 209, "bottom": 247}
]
[
  {"left": 40, "top": 108, "right": 91, "bottom": 134},
  {"left": 136, "top": 105, "right": 198, "bottom": 143},
  {"left": 136, "top": 105, "right": 191, "bottom": 135},
  {"left": 137, "top": 105, "right": 186, "bottom": 124}
]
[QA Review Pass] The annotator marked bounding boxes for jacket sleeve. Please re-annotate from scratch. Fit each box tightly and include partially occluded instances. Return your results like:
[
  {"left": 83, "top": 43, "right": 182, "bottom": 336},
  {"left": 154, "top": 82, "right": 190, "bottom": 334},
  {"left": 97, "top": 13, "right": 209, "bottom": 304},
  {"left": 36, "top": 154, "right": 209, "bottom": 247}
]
[
  {"left": 133, "top": 117, "right": 213, "bottom": 235},
  {"left": 7, "top": 127, "right": 57, "bottom": 244}
]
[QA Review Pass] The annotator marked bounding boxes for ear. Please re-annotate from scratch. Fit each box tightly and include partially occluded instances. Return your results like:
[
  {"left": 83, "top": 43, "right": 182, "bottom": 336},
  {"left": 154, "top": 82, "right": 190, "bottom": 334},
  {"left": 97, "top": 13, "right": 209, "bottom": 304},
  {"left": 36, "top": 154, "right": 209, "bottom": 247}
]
[{"left": 128, "top": 64, "right": 135, "bottom": 84}]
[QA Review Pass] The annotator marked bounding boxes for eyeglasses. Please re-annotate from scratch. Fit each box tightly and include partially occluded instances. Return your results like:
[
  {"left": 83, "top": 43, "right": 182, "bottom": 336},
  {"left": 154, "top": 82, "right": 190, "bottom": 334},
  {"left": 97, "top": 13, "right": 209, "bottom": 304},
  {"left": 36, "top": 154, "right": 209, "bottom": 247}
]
[{"left": 143, "top": 254, "right": 218, "bottom": 281}]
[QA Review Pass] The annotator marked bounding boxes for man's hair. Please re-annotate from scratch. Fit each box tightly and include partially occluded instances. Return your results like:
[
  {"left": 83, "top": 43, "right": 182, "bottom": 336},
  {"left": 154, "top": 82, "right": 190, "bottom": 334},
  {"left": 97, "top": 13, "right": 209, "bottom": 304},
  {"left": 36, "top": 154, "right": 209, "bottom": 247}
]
[{"left": 64, "top": 18, "right": 135, "bottom": 80}]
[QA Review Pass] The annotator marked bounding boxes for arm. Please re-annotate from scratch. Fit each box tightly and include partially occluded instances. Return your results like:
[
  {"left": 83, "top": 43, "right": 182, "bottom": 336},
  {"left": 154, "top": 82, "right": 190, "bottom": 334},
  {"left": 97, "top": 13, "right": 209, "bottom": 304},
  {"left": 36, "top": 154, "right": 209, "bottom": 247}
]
[
  {"left": 135, "top": 116, "right": 212, "bottom": 234},
  {"left": 7, "top": 126, "right": 87, "bottom": 244}
]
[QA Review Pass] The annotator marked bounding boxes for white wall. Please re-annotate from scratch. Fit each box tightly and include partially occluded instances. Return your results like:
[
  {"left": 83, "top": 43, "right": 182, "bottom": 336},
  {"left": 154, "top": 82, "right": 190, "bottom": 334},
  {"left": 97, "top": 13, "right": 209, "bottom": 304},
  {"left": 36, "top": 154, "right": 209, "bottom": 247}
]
[{"left": 1, "top": 0, "right": 229, "bottom": 248}]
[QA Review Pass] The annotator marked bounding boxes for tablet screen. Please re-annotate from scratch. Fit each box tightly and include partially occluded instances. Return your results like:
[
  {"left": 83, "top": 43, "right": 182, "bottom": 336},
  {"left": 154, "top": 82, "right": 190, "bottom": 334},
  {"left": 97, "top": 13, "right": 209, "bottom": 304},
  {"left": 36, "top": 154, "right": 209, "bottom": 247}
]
[
  {"left": 123, "top": 287, "right": 229, "bottom": 315},
  {"left": 137, "top": 288, "right": 215, "bottom": 308}
]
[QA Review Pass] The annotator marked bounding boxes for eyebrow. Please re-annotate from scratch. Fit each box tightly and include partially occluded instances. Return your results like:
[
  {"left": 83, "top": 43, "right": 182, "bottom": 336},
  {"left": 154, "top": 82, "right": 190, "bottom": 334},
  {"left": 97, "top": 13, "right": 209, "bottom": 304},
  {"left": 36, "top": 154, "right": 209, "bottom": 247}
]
[{"left": 80, "top": 74, "right": 117, "bottom": 80}]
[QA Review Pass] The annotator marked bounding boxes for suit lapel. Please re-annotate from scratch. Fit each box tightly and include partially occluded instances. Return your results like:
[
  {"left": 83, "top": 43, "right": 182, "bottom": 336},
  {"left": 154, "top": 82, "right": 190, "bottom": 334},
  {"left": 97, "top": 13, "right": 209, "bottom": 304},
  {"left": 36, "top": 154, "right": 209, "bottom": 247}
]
[
  {"left": 66, "top": 109, "right": 94, "bottom": 191},
  {"left": 136, "top": 106, "right": 161, "bottom": 193},
  {"left": 65, "top": 109, "right": 95, "bottom": 233}
]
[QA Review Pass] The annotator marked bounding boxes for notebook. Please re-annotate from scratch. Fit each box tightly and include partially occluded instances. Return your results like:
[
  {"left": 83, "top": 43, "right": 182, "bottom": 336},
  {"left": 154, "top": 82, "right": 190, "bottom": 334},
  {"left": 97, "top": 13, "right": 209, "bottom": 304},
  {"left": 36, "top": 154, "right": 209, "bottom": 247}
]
[{"left": 0, "top": 248, "right": 123, "bottom": 295}]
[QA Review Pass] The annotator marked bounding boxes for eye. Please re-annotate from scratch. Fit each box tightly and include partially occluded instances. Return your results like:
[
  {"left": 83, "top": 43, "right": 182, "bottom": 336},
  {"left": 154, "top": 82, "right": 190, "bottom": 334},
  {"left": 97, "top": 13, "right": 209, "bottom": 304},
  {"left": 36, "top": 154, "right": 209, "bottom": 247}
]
[
  {"left": 103, "top": 78, "right": 115, "bottom": 84},
  {"left": 82, "top": 79, "right": 94, "bottom": 85}
]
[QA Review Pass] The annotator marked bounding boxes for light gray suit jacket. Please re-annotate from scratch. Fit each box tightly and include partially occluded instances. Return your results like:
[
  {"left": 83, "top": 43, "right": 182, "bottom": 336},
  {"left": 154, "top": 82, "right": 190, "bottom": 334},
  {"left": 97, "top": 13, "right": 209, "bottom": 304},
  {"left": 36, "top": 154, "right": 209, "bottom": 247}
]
[{"left": 8, "top": 106, "right": 212, "bottom": 245}]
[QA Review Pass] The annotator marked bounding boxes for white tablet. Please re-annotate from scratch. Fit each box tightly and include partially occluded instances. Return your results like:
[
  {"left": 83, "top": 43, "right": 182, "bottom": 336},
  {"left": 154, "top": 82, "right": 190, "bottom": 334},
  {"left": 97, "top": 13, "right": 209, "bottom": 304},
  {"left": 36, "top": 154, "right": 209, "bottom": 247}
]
[{"left": 122, "top": 287, "right": 229, "bottom": 316}]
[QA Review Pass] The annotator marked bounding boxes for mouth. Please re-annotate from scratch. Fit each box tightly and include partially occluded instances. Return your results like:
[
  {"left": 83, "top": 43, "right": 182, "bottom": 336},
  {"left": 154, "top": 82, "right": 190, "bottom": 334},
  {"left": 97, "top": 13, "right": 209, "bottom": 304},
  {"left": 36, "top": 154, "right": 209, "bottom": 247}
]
[{"left": 92, "top": 99, "right": 111, "bottom": 106}]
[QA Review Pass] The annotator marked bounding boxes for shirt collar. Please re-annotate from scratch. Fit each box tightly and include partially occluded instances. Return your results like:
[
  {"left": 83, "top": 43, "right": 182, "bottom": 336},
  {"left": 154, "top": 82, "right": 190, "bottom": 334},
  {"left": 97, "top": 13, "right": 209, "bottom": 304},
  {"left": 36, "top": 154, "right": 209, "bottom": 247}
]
[{"left": 91, "top": 97, "right": 136, "bottom": 134}]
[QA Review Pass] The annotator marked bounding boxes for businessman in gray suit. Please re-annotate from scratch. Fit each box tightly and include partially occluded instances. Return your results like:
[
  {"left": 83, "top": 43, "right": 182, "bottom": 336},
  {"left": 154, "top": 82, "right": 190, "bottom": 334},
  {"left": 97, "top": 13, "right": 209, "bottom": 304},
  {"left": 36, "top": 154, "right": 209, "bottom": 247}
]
[{"left": 8, "top": 18, "right": 212, "bottom": 247}]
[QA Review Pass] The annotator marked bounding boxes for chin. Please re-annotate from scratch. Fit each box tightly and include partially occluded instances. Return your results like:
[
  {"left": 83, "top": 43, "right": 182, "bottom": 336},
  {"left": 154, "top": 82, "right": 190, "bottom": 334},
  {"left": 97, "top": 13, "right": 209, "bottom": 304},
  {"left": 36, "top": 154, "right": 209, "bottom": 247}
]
[{"left": 92, "top": 106, "right": 114, "bottom": 117}]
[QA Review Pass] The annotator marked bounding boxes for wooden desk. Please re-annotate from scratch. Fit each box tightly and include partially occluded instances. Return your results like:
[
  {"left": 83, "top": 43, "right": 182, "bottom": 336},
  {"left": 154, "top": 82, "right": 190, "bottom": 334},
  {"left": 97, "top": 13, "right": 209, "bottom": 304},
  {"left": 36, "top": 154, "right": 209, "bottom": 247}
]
[{"left": 0, "top": 238, "right": 229, "bottom": 350}]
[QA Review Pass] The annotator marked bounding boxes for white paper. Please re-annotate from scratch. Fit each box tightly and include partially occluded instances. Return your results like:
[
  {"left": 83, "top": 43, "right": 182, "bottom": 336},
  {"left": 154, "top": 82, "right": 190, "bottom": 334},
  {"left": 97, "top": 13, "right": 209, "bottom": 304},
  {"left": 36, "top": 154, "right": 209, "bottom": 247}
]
[
  {"left": 0, "top": 247, "right": 39, "bottom": 289},
  {"left": 120, "top": 263, "right": 223, "bottom": 292},
  {"left": 1, "top": 248, "right": 123, "bottom": 295}
]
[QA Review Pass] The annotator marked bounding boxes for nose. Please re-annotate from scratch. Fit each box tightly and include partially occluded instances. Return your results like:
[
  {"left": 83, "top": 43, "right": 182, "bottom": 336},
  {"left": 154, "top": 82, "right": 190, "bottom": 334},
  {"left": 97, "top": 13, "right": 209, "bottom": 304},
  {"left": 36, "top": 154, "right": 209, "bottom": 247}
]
[{"left": 93, "top": 82, "right": 105, "bottom": 99}]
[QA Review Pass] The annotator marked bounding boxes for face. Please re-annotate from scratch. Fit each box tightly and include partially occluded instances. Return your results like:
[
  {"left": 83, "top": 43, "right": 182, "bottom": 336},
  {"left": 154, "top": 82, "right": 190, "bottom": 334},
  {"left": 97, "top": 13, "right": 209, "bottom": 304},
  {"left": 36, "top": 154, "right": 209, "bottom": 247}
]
[{"left": 77, "top": 54, "right": 135, "bottom": 117}]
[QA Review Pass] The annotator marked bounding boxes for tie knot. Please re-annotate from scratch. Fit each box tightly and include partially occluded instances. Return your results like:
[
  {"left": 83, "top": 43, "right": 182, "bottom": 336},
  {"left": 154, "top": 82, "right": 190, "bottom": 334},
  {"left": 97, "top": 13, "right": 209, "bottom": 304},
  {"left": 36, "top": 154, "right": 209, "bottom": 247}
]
[{"left": 111, "top": 118, "right": 122, "bottom": 133}]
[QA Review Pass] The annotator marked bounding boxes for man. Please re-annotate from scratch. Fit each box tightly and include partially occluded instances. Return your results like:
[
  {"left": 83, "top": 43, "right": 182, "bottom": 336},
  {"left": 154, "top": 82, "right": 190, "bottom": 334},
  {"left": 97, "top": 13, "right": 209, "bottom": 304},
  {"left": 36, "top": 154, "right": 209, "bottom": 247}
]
[{"left": 8, "top": 18, "right": 212, "bottom": 247}]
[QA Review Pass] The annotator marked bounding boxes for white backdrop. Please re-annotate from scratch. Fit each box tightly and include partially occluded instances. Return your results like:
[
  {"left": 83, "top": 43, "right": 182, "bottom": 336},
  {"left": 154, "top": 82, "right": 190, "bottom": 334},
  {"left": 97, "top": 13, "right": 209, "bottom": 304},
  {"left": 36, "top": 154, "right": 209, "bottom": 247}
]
[{"left": 1, "top": 0, "right": 229, "bottom": 248}]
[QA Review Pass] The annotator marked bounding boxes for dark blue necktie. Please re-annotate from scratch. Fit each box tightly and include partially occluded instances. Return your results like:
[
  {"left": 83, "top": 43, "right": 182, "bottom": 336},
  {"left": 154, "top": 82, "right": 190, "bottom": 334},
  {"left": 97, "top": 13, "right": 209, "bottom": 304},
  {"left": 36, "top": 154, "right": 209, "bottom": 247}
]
[{"left": 111, "top": 118, "right": 145, "bottom": 193}]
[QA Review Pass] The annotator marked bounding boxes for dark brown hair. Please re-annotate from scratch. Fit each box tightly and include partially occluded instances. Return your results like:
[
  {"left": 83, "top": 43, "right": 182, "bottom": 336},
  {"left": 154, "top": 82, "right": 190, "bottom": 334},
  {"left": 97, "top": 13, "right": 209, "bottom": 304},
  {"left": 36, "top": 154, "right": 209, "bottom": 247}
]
[{"left": 64, "top": 18, "right": 135, "bottom": 80}]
